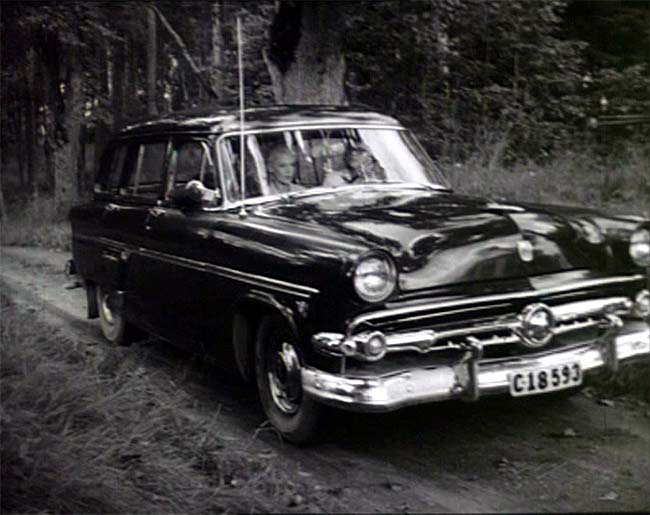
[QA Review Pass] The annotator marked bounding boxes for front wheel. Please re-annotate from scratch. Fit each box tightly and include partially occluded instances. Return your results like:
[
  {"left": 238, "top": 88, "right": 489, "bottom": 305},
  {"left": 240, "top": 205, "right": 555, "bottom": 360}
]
[
  {"left": 96, "top": 285, "right": 136, "bottom": 346},
  {"left": 255, "top": 316, "right": 323, "bottom": 444}
]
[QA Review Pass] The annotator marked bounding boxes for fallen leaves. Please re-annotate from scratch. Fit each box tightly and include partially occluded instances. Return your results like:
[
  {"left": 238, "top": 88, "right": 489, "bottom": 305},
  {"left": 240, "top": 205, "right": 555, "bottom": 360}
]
[
  {"left": 546, "top": 427, "right": 578, "bottom": 439},
  {"left": 599, "top": 491, "right": 619, "bottom": 501}
]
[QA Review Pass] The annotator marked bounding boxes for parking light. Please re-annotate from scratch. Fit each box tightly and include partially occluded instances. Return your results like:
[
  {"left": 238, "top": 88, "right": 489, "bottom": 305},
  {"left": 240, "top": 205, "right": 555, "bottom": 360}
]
[
  {"left": 634, "top": 290, "right": 650, "bottom": 319},
  {"left": 630, "top": 227, "right": 650, "bottom": 267}
]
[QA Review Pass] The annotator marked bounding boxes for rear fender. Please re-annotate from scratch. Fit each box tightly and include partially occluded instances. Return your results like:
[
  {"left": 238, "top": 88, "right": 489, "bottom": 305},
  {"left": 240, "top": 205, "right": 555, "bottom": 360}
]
[
  {"left": 74, "top": 239, "right": 129, "bottom": 291},
  {"left": 86, "top": 282, "right": 99, "bottom": 319}
]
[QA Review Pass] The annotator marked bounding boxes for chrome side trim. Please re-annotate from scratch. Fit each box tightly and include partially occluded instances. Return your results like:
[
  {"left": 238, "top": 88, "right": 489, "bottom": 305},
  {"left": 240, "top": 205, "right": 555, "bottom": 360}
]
[
  {"left": 348, "top": 276, "right": 644, "bottom": 333},
  {"left": 302, "top": 326, "right": 650, "bottom": 412},
  {"left": 73, "top": 234, "right": 319, "bottom": 299}
]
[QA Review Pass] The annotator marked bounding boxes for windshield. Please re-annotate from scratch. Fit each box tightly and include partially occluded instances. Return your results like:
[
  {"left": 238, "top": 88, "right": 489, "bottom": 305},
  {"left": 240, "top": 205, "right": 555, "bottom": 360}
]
[{"left": 219, "top": 128, "right": 449, "bottom": 201}]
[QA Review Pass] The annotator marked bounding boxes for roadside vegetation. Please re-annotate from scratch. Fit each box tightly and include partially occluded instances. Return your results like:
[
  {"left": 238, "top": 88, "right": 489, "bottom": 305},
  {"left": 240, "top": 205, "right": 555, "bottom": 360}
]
[
  {"left": 0, "top": 295, "right": 332, "bottom": 514},
  {"left": 1, "top": 194, "right": 71, "bottom": 251},
  {"left": 447, "top": 141, "right": 650, "bottom": 218}
]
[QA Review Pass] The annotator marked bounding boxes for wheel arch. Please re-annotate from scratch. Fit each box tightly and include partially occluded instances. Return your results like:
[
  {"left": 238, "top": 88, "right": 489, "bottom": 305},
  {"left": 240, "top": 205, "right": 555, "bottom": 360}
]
[
  {"left": 231, "top": 291, "right": 300, "bottom": 383},
  {"left": 85, "top": 280, "right": 99, "bottom": 319}
]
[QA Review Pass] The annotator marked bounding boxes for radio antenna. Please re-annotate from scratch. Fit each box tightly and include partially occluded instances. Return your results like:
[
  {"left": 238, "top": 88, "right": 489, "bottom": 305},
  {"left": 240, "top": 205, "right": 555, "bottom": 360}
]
[{"left": 237, "top": 16, "right": 247, "bottom": 217}]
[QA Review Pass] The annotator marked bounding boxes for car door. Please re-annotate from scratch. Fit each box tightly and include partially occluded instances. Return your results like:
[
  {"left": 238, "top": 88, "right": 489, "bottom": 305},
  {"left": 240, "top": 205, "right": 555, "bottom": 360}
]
[
  {"left": 111, "top": 138, "right": 172, "bottom": 336},
  {"left": 128, "top": 136, "right": 227, "bottom": 352},
  {"left": 72, "top": 141, "right": 132, "bottom": 289}
]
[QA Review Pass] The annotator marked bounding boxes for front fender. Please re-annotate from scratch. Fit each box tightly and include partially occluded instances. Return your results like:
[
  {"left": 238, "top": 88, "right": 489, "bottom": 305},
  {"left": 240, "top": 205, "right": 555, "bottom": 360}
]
[{"left": 230, "top": 290, "right": 304, "bottom": 382}]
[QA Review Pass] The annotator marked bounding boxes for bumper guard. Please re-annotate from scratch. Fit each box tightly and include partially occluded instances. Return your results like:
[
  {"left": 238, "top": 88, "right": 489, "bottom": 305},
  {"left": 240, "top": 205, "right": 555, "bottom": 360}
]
[{"left": 302, "top": 322, "right": 650, "bottom": 412}]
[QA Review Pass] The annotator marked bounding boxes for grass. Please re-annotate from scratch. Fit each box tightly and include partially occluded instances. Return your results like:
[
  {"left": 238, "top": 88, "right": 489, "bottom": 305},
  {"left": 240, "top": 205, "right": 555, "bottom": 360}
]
[
  {"left": 446, "top": 141, "right": 650, "bottom": 218},
  {"left": 0, "top": 295, "right": 331, "bottom": 514},
  {"left": 591, "top": 363, "right": 650, "bottom": 403},
  {"left": 1, "top": 195, "right": 71, "bottom": 251}
]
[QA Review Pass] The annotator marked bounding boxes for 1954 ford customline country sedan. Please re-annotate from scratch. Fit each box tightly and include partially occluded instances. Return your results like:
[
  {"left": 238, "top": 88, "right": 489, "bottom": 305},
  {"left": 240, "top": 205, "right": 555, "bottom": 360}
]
[{"left": 69, "top": 105, "right": 650, "bottom": 443}]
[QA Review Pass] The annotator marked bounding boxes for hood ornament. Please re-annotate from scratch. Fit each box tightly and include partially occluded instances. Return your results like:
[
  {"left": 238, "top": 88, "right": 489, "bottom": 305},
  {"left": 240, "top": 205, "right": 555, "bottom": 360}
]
[
  {"left": 517, "top": 240, "right": 534, "bottom": 263},
  {"left": 515, "top": 303, "right": 556, "bottom": 348}
]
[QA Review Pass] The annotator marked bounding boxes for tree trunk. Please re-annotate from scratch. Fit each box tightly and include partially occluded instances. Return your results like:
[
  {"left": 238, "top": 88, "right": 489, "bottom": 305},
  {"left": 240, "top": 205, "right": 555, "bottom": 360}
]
[
  {"left": 18, "top": 105, "right": 27, "bottom": 188},
  {"left": 146, "top": 5, "right": 158, "bottom": 116},
  {"left": 0, "top": 177, "right": 7, "bottom": 221},
  {"left": 152, "top": 5, "right": 219, "bottom": 101},
  {"left": 112, "top": 43, "right": 125, "bottom": 130},
  {"left": 123, "top": 36, "right": 140, "bottom": 119},
  {"left": 210, "top": 0, "right": 224, "bottom": 100},
  {"left": 264, "top": 1, "right": 346, "bottom": 104},
  {"left": 41, "top": 31, "right": 60, "bottom": 196},
  {"left": 25, "top": 45, "right": 41, "bottom": 197},
  {"left": 53, "top": 39, "right": 83, "bottom": 214}
]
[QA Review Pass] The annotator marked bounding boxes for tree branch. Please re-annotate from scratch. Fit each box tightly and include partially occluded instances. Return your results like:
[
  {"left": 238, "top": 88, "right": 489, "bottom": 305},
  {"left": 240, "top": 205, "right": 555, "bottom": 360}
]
[{"left": 150, "top": 4, "right": 220, "bottom": 101}]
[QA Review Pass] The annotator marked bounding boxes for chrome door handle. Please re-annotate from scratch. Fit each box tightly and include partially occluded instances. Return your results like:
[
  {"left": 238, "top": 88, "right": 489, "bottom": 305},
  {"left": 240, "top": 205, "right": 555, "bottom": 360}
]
[
  {"left": 148, "top": 207, "right": 165, "bottom": 218},
  {"left": 145, "top": 207, "right": 165, "bottom": 231}
]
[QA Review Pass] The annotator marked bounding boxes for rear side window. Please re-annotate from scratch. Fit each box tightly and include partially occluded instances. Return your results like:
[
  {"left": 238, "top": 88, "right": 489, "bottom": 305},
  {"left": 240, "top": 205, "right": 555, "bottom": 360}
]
[
  {"left": 96, "top": 144, "right": 128, "bottom": 194},
  {"left": 121, "top": 141, "right": 168, "bottom": 198}
]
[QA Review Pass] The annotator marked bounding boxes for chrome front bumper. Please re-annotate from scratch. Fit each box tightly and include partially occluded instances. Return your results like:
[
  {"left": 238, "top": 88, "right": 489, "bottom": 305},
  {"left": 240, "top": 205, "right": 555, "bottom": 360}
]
[{"left": 301, "top": 324, "right": 650, "bottom": 412}]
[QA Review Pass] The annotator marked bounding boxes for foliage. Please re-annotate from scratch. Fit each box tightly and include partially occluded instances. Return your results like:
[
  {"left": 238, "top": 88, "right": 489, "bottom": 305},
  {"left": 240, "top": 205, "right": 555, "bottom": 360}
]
[
  {"left": 0, "top": 0, "right": 648, "bottom": 203},
  {"left": 344, "top": 0, "right": 604, "bottom": 161}
]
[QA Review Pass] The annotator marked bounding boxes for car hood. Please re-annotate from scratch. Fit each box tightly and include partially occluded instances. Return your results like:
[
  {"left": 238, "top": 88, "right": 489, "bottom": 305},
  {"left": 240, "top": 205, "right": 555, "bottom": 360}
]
[{"left": 254, "top": 186, "right": 638, "bottom": 291}]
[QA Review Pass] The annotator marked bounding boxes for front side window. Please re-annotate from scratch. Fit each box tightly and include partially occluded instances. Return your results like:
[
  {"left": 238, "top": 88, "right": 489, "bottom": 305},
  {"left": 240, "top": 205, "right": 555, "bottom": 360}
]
[
  {"left": 219, "top": 128, "right": 448, "bottom": 202},
  {"left": 121, "top": 141, "right": 168, "bottom": 199}
]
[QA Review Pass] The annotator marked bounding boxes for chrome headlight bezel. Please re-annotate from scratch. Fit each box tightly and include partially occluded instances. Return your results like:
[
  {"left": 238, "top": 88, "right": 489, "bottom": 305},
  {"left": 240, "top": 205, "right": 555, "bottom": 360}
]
[
  {"left": 629, "top": 227, "right": 650, "bottom": 267},
  {"left": 352, "top": 253, "right": 397, "bottom": 303}
]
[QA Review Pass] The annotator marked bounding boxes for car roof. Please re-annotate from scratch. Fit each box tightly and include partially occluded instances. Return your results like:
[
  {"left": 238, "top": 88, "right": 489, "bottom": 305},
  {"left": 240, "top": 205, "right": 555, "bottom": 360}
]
[{"left": 117, "top": 105, "right": 402, "bottom": 138}]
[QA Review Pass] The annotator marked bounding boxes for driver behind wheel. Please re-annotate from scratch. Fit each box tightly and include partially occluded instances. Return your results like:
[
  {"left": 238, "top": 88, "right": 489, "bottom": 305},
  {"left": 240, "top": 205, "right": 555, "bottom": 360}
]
[{"left": 267, "top": 146, "right": 305, "bottom": 195}]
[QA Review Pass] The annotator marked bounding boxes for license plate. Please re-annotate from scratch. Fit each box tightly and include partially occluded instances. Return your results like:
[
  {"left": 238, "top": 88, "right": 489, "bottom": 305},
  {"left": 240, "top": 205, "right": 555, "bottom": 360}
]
[{"left": 509, "top": 362, "right": 582, "bottom": 397}]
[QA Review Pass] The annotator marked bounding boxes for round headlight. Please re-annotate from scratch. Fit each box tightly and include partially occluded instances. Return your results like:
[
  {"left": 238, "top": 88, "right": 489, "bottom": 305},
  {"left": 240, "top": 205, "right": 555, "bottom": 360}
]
[
  {"left": 353, "top": 254, "right": 397, "bottom": 303},
  {"left": 630, "top": 227, "right": 650, "bottom": 267}
]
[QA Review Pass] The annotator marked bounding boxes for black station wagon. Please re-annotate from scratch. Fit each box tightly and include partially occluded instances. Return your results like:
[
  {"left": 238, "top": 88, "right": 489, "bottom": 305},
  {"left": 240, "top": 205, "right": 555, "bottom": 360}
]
[{"left": 69, "top": 105, "right": 650, "bottom": 443}]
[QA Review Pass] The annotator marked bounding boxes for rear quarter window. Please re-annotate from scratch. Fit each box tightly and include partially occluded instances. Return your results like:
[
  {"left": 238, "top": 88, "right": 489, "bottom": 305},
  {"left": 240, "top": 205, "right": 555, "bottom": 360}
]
[{"left": 96, "top": 144, "right": 128, "bottom": 194}]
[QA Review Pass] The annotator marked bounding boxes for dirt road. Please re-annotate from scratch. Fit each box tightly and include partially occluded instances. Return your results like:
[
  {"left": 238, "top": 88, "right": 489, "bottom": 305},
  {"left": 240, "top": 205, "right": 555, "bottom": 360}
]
[{"left": 2, "top": 246, "right": 649, "bottom": 513}]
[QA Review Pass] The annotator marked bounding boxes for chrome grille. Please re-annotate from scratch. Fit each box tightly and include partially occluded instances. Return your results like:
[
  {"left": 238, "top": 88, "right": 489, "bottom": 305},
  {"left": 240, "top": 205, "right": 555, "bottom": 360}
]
[{"left": 362, "top": 297, "right": 632, "bottom": 356}]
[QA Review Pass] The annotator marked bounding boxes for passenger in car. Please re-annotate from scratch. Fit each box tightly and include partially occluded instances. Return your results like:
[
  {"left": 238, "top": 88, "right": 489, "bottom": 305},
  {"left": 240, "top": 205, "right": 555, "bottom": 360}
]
[
  {"left": 267, "top": 146, "right": 304, "bottom": 194},
  {"left": 346, "top": 144, "right": 379, "bottom": 181},
  {"left": 321, "top": 144, "right": 383, "bottom": 187}
]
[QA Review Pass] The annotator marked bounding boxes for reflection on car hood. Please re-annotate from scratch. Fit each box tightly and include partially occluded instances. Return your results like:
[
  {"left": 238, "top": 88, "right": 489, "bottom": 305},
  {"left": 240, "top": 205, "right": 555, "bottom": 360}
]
[{"left": 255, "top": 186, "right": 638, "bottom": 291}]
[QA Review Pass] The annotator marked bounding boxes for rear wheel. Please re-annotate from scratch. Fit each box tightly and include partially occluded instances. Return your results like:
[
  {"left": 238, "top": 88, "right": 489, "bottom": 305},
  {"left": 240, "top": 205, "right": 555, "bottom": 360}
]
[
  {"left": 96, "top": 285, "right": 135, "bottom": 346},
  {"left": 254, "top": 315, "right": 322, "bottom": 444}
]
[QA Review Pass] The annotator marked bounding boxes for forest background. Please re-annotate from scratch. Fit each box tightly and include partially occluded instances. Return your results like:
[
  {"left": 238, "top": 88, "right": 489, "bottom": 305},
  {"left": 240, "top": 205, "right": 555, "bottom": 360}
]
[{"left": 1, "top": 0, "right": 649, "bottom": 248}]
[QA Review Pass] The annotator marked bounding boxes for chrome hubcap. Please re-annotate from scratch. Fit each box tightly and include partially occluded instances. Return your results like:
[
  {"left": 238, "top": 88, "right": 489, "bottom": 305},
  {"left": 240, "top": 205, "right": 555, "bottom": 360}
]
[
  {"left": 100, "top": 291, "right": 116, "bottom": 326},
  {"left": 268, "top": 341, "right": 302, "bottom": 414}
]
